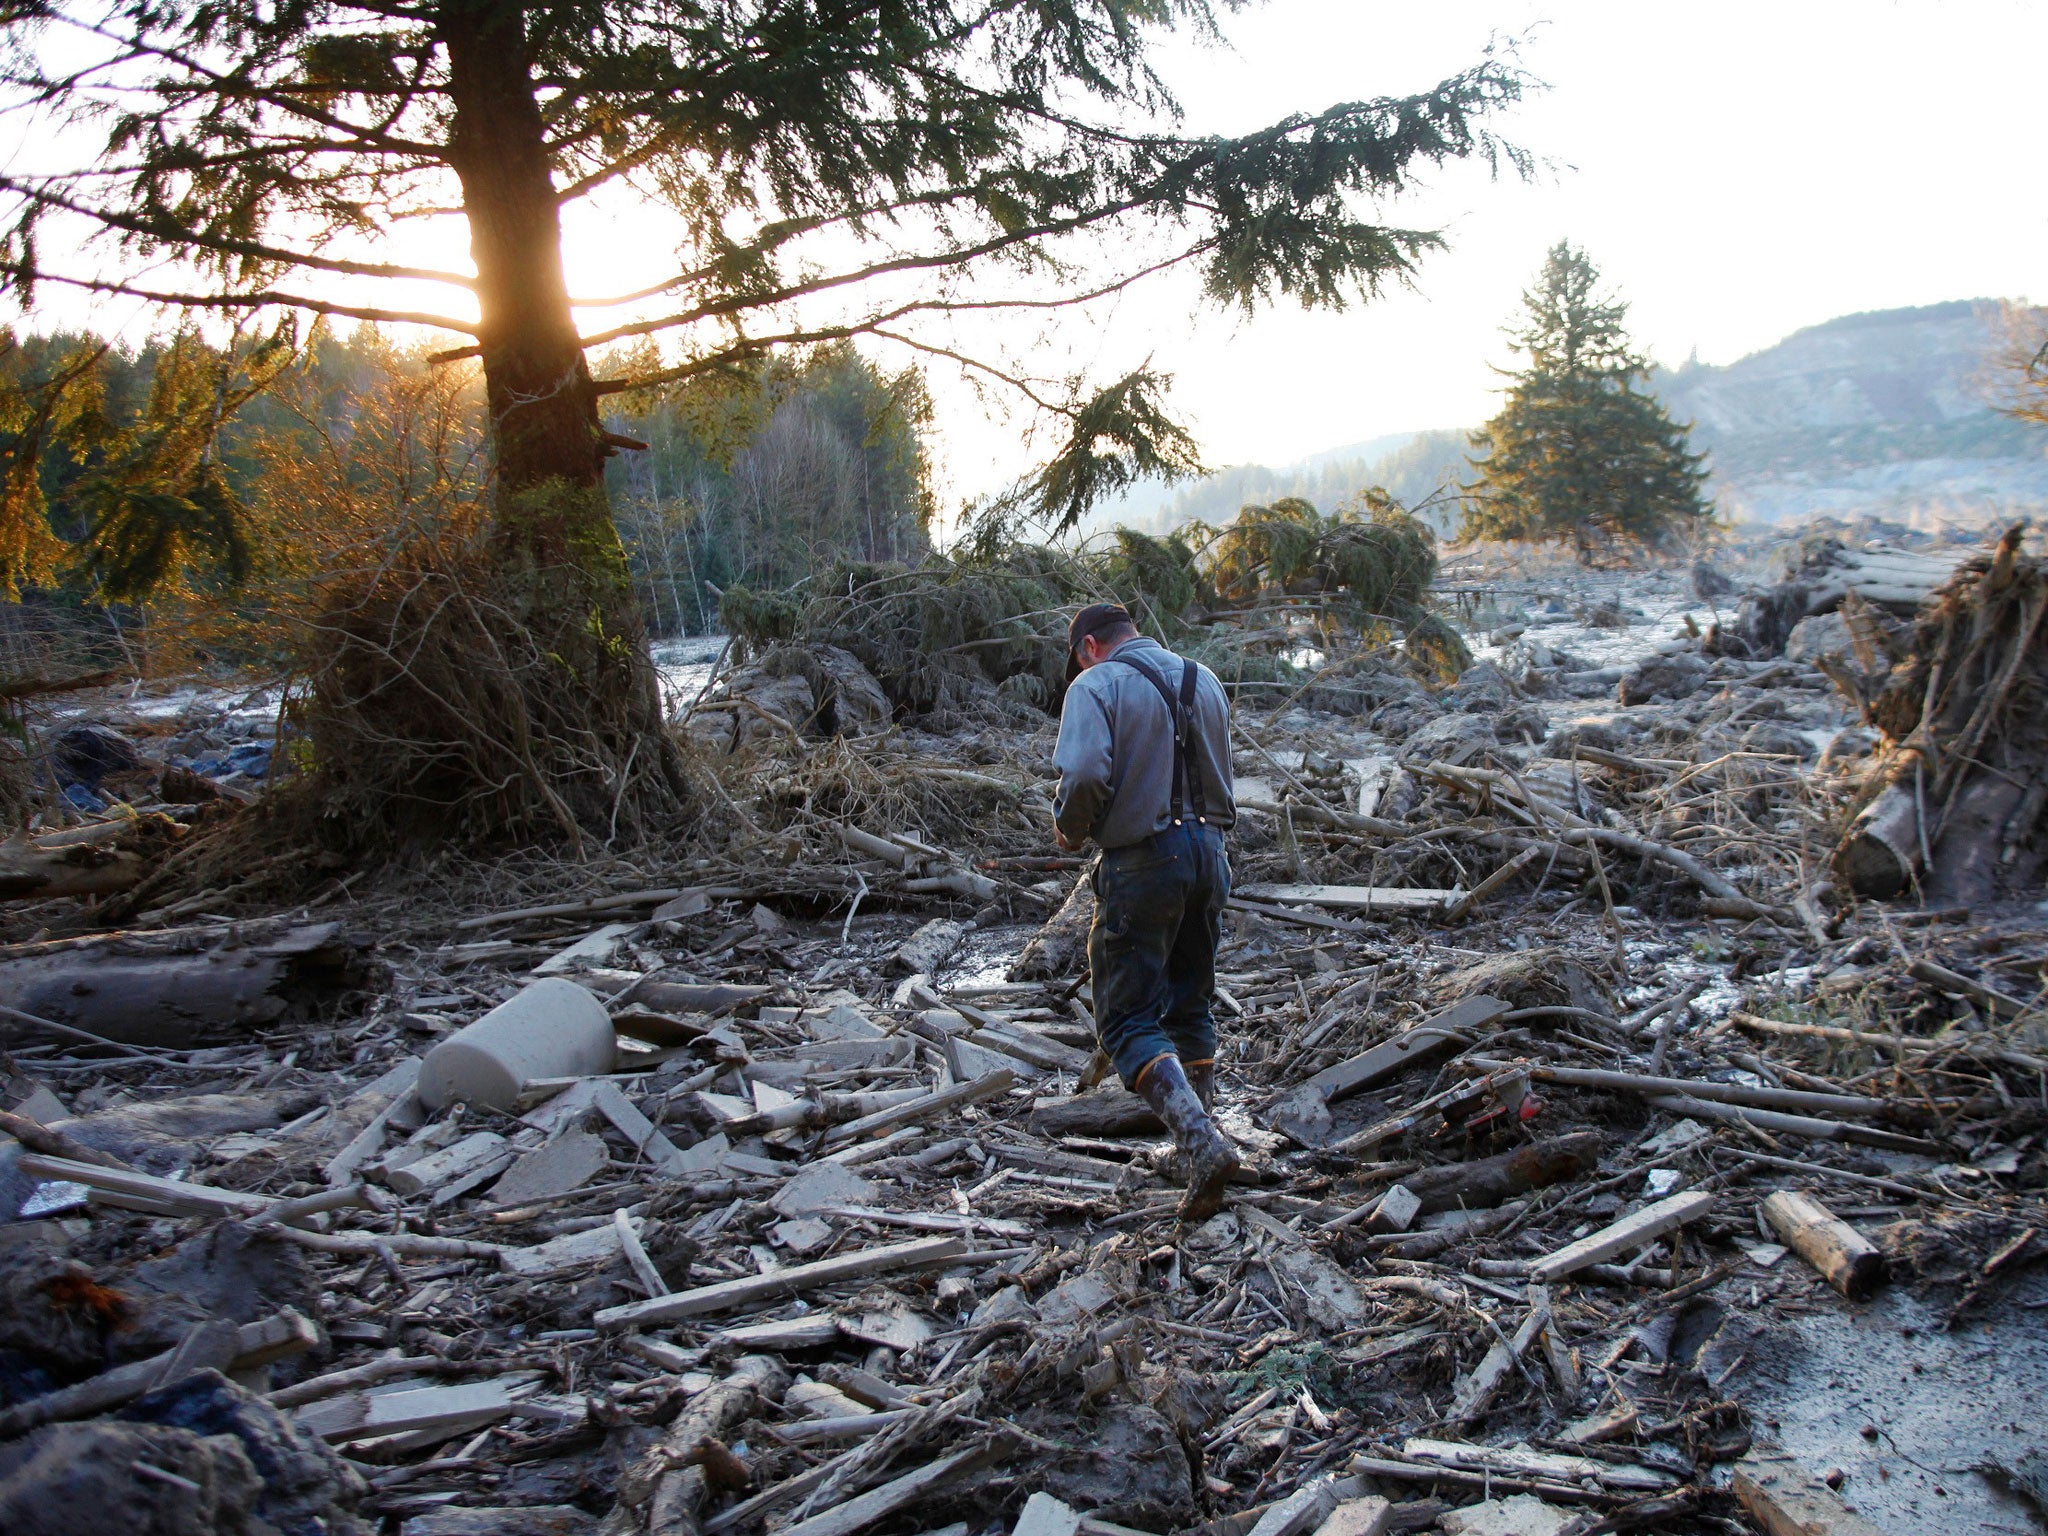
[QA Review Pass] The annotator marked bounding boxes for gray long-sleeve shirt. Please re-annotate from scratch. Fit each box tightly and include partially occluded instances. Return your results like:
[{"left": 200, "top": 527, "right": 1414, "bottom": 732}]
[{"left": 1053, "top": 636, "right": 1235, "bottom": 849}]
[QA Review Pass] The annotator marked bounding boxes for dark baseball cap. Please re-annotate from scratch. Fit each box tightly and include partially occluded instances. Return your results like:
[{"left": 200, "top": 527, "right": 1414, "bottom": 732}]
[{"left": 1065, "top": 602, "right": 1134, "bottom": 683}]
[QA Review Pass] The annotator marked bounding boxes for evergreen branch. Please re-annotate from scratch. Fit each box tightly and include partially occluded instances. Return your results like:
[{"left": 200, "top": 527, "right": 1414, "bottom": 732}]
[
  {"left": 19, "top": 269, "right": 479, "bottom": 333},
  {"left": 0, "top": 177, "right": 474, "bottom": 287}
]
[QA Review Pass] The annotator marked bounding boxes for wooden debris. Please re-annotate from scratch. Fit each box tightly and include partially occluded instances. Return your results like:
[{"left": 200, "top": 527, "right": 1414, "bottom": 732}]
[
  {"left": 1760, "top": 1189, "right": 1887, "bottom": 1300},
  {"left": 595, "top": 1235, "right": 969, "bottom": 1328},
  {"left": 0, "top": 1309, "right": 318, "bottom": 1436},
  {"left": 775, "top": 1434, "right": 1017, "bottom": 1536},
  {"left": 1446, "top": 1296, "right": 1551, "bottom": 1425},
  {"left": 1235, "top": 883, "right": 1455, "bottom": 914},
  {"left": 821, "top": 1067, "right": 1018, "bottom": 1147},
  {"left": 1732, "top": 1447, "right": 1890, "bottom": 1536},
  {"left": 1529, "top": 1190, "right": 1716, "bottom": 1282},
  {"left": 295, "top": 1379, "right": 520, "bottom": 1443}
]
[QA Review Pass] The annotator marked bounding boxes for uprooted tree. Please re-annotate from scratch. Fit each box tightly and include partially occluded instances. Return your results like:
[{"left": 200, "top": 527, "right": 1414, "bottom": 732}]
[
  {"left": 0, "top": 1, "right": 1530, "bottom": 844},
  {"left": 1462, "top": 241, "right": 1711, "bottom": 563}
]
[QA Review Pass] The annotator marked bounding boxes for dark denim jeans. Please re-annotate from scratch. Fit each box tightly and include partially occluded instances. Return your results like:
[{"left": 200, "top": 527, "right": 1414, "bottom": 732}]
[{"left": 1088, "top": 821, "right": 1231, "bottom": 1088}]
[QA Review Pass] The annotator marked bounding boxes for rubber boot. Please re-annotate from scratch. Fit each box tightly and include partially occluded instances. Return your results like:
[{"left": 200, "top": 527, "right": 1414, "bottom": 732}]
[
  {"left": 1135, "top": 1053, "right": 1239, "bottom": 1222},
  {"left": 1185, "top": 1058, "right": 1217, "bottom": 1114}
]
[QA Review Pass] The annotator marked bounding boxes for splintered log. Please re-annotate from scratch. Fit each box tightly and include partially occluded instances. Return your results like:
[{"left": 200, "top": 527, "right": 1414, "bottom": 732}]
[
  {"left": 0, "top": 818, "right": 165, "bottom": 900},
  {"left": 1399, "top": 1133, "right": 1604, "bottom": 1213},
  {"left": 0, "top": 919, "right": 360, "bottom": 1049},
  {"left": 1835, "top": 782, "right": 1921, "bottom": 899},
  {"left": 1029, "top": 1086, "right": 1164, "bottom": 1138},
  {"left": 1009, "top": 870, "right": 1095, "bottom": 980},
  {"left": 1761, "top": 1190, "right": 1887, "bottom": 1300}
]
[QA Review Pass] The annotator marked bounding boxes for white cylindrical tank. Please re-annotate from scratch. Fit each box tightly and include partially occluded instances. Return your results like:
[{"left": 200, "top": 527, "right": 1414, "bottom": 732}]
[{"left": 418, "top": 978, "right": 617, "bottom": 1112}]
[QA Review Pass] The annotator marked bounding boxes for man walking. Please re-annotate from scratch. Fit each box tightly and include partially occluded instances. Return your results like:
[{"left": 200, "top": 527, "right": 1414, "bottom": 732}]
[{"left": 1053, "top": 603, "right": 1240, "bottom": 1220}]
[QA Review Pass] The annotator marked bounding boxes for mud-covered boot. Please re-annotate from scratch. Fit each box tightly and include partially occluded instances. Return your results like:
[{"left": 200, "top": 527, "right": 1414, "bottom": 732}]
[
  {"left": 1136, "top": 1054, "right": 1239, "bottom": 1222},
  {"left": 1185, "top": 1058, "right": 1217, "bottom": 1114}
]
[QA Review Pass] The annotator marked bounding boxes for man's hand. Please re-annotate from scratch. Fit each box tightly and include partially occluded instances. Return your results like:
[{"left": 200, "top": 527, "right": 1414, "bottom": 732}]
[{"left": 1054, "top": 828, "right": 1080, "bottom": 853}]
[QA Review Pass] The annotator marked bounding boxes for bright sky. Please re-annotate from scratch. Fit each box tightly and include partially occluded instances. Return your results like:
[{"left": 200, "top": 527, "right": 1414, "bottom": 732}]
[
  {"left": 918, "top": 0, "right": 2048, "bottom": 503},
  {"left": 14, "top": 0, "right": 2048, "bottom": 515}
]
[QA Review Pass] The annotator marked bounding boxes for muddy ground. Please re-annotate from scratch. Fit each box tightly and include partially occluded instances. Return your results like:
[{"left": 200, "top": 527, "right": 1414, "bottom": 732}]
[{"left": 3, "top": 529, "right": 2046, "bottom": 1536}]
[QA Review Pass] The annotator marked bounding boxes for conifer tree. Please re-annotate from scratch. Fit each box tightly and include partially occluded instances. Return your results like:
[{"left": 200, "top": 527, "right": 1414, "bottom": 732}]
[
  {"left": 1464, "top": 242, "right": 1710, "bottom": 562},
  {"left": 0, "top": 2, "right": 1530, "bottom": 836}
]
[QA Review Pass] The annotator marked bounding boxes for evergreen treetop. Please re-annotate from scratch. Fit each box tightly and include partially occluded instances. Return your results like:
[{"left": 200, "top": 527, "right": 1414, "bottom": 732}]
[{"left": 1463, "top": 241, "right": 1711, "bottom": 562}]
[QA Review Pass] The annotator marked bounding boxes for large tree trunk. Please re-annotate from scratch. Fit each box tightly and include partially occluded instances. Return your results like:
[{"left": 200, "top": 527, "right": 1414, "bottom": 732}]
[{"left": 431, "top": 1, "right": 682, "bottom": 836}]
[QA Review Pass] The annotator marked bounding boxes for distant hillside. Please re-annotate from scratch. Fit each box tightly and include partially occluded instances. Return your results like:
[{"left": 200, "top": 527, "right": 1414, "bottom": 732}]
[
  {"left": 1653, "top": 300, "right": 2048, "bottom": 526},
  {"left": 1081, "top": 300, "right": 2048, "bottom": 540},
  {"left": 1082, "top": 427, "right": 1468, "bottom": 538}
]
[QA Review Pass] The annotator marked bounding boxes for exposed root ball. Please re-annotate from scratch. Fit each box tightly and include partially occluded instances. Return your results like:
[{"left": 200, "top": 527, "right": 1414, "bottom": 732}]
[{"left": 301, "top": 541, "right": 684, "bottom": 848}]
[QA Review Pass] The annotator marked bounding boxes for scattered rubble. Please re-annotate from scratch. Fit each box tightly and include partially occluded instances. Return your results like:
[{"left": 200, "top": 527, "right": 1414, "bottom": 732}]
[{"left": 4, "top": 523, "right": 2047, "bottom": 1536}]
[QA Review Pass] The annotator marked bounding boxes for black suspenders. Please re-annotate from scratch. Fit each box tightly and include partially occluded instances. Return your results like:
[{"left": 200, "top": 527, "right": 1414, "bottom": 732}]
[{"left": 1108, "top": 653, "right": 1210, "bottom": 827}]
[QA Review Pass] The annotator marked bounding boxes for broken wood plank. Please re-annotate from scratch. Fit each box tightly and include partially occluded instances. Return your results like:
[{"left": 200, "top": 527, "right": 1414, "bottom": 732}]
[
  {"left": 379, "top": 1130, "right": 513, "bottom": 1200},
  {"left": 595, "top": 1235, "right": 968, "bottom": 1329},
  {"left": 1236, "top": 883, "right": 1455, "bottom": 914},
  {"left": 1760, "top": 1189, "right": 1886, "bottom": 1300},
  {"left": 16, "top": 1152, "right": 273, "bottom": 1218},
  {"left": 710, "top": 1315, "right": 843, "bottom": 1350},
  {"left": 1528, "top": 1190, "right": 1716, "bottom": 1283},
  {"left": 821, "top": 1068, "right": 1018, "bottom": 1147},
  {"left": 1447, "top": 1299, "right": 1550, "bottom": 1426},
  {"left": 774, "top": 1434, "right": 1017, "bottom": 1536},
  {"left": 615, "top": 1206, "right": 669, "bottom": 1296},
  {"left": 590, "top": 1080, "right": 692, "bottom": 1173},
  {"left": 1310, "top": 1500, "right": 1394, "bottom": 1536},
  {"left": 1300, "top": 996, "right": 1509, "bottom": 1102},
  {"left": 295, "top": 1378, "right": 519, "bottom": 1443},
  {"left": 1732, "top": 1448, "right": 1890, "bottom": 1536},
  {"left": 1642, "top": 1093, "right": 1939, "bottom": 1153},
  {"left": 810, "top": 1204, "right": 1033, "bottom": 1240},
  {"left": 1013, "top": 1492, "right": 1082, "bottom": 1536}
]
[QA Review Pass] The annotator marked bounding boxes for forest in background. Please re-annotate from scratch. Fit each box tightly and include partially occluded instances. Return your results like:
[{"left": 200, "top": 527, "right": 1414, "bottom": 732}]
[{"left": 0, "top": 325, "right": 937, "bottom": 669}]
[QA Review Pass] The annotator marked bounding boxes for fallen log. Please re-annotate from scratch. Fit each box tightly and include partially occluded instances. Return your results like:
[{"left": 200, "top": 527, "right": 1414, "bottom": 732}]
[
  {"left": 1643, "top": 1093, "right": 1941, "bottom": 1153},
  {"left": 0, "top": 816, "right": 173, "bottom": 901},
  {"left": 1009, "top": 869, "right": 1095, "bottom": 980},
  {"left": 0, "top": 919, "right": 361, "bottom": 1049},
  {"left": 1761, "top": 1189, "right": 1887, "bottom": 1300},
  {"left": 1398, "top": 1132, "right": 1604, "bottom": 1215},
  {"left": 0, "top": 1308, "right": 319, "bottom": 1437},
  {"left": 1029, "top": 1085, "right": 1164, "bottom": 1138},
  {"left": 595, "top": 1235, "right": 970, "bottom": 1328}
]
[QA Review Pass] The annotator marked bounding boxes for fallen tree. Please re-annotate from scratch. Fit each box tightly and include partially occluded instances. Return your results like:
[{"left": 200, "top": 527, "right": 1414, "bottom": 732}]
[{"left": 1837, "top": 525, "right": 2048, "bottom": 903}]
